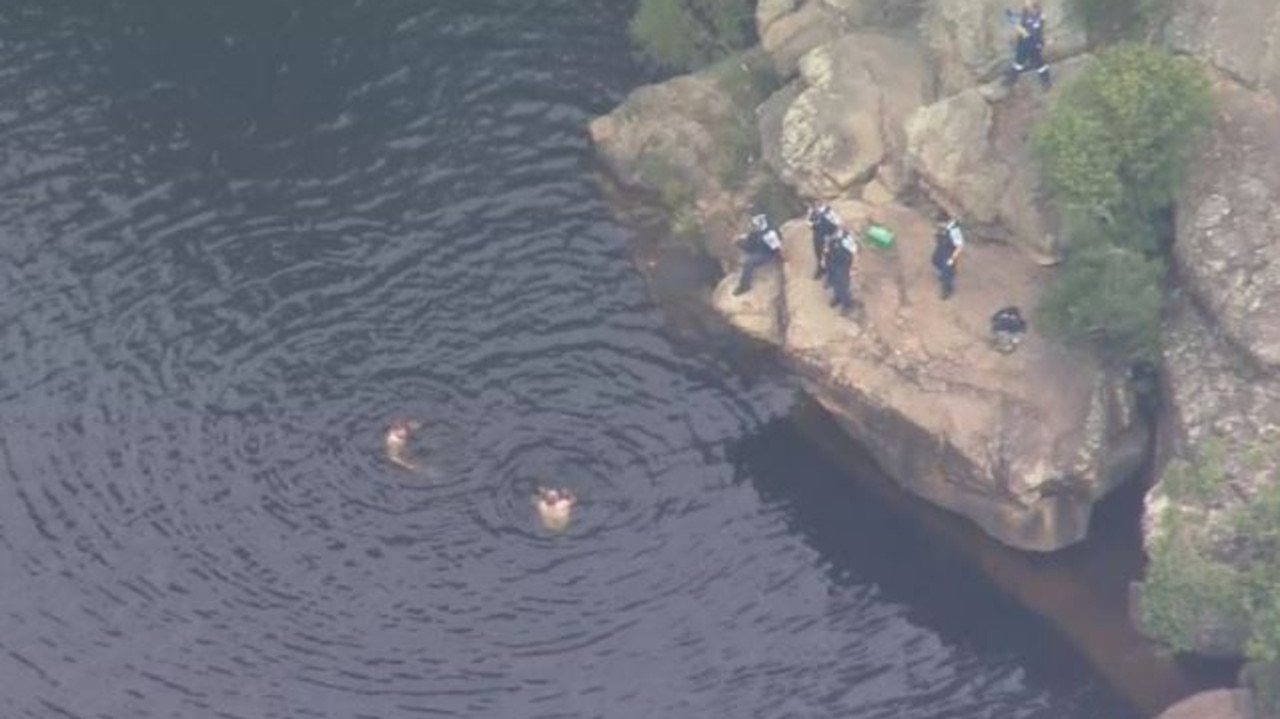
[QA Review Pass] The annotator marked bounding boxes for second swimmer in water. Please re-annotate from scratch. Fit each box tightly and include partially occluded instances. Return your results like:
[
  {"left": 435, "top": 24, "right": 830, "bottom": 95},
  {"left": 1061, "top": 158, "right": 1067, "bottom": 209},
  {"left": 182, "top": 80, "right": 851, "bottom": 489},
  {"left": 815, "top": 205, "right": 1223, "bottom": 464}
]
[
  {"left": 384, "top": 419, "right": 422, "bottom": 470},
  {"left": 534, "top": 487, "right": 577, "bottom": 533}
]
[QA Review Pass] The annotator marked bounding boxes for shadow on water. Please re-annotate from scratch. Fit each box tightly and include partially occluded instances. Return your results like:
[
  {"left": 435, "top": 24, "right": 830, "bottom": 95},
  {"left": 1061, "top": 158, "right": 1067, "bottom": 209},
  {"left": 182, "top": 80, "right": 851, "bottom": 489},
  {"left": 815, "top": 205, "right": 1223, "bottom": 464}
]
[{"left": 733, "top": 397, "right": 1239, "bottom": 718}]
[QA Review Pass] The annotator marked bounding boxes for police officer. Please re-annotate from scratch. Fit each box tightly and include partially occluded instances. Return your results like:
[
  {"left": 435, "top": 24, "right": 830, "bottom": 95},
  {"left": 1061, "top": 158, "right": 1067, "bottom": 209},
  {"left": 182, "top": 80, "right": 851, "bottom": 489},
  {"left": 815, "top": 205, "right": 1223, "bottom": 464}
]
[
  {"left": 1003, "top": 1, "right": 1051, "bottom": 90},
  {"left": 825, "top": 228, "right": 858, "bottom": 312},
  {"left": 931, "top": 211, "right": 965, "bottom": 300},
  {"left": 807, "top": 203, "right": 842, "bottom": 281},
  {"left": 732, "top": 213, "right": 783, "bottom": 296}
]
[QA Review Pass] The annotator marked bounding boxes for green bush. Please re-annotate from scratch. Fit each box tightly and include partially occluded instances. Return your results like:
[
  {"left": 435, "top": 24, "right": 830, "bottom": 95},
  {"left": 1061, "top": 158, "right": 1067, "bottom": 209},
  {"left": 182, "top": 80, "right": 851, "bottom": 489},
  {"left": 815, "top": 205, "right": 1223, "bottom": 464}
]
[
  {"left": 629, "top": 0, "right": 755, "bottom": 71},
  {"left": 1142, "top": 509, "right": 1247, "bottom": 653},
  {"left": 1033, "top": 44, "right": 1211, "bottom": 362},
  {"left": 1033, "top": 43, "right": 1212, "bottom": 224},
  {"left": 1141, "top": 440, "right": 1280, "bottom": 678},
  {"left": 1036, "top": 233, "right": 1165, "bottom": 363}
]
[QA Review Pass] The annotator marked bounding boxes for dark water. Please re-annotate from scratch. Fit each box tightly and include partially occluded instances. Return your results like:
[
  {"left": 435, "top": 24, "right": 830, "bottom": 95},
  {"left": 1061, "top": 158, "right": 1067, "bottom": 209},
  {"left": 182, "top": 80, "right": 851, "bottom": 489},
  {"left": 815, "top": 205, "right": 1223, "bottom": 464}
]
[{"left": 0, "top": 2, "right": 1136, "bottom": 717}]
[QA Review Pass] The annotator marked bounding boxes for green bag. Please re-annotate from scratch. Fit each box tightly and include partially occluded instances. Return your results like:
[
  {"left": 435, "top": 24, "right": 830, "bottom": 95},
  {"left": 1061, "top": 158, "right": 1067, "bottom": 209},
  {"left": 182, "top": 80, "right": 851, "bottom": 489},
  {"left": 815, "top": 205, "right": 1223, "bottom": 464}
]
[{"left": 866, "top": 223, "right": 895, "bottom": 248}]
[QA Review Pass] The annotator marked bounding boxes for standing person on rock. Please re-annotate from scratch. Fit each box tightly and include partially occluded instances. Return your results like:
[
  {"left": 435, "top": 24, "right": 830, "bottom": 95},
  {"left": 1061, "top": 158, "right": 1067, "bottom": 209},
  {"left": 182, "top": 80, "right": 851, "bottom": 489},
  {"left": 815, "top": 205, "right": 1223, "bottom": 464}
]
[
  {"left": 732, "top": 213, "right": 783, "bottom": 296},
  {"left": 1003, "top": 0, "right": 1051, "bottom": 90},
  {"left": 931, "top": 211, "right": 965, "bottom": 300},
  {"left": 807, "top": 202, "right": 842, "bottom": 281},
  {"left": 825, "top": 228, "right": 859, "bottom": 314}
]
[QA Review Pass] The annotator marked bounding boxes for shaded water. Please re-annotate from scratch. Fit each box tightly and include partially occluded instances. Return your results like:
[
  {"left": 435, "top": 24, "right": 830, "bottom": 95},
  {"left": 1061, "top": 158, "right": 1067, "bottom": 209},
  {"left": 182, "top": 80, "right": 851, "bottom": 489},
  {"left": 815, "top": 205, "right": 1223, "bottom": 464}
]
[{"left": 0, "top": 1, "right": 1136, "bottom": 717}]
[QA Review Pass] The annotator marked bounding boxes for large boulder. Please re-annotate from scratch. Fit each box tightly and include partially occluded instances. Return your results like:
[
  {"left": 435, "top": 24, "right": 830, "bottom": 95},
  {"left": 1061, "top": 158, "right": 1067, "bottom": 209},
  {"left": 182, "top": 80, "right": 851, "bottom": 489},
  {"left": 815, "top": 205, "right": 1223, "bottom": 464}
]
[
  {"left": 1166, "top": 0, "right": 1280, "bottom": 101},
  {"left": 759, "top": 32, "right": 932, "bottom": 199},
  {"left": 757, "top": 0, "right": 927, "bottom": 78},
  {"left": 903, "top": 54, "right": 1094, "bottom": 259},
  {"left": 1155, "top": 690, "right": 1254, "bottom": 719},
  {"left": 589, "top": 61, "right": 762, "bottom": 260},
  {"left": 920, "top": 0, "right": 1088, "bottom": 95},
  {"left": 1174, "top": 80, "right": 1280, "bottom": 370},
  {"left": 714, "top": 200, "right": 1146, "bottom": 551},
  {"left": 757, "top": 0, "right": 866, "bottom": 78}
]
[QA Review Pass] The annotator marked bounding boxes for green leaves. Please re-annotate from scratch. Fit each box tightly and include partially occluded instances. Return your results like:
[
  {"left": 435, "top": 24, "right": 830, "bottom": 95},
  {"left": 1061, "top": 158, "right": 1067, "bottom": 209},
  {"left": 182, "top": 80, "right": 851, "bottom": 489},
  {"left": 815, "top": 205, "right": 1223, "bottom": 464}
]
[
  {"left": 629, "top": 0, "right": 755, "bottom": 71},
  {"left": 1033, "top": 44, "right": 1212, "bottom": 364},
  {"left": 1036, "top": 231, "right": 1165, "bottom": 363},
  {"left": 1033, "top": 44, "right": 1212, "bottom": 223}
]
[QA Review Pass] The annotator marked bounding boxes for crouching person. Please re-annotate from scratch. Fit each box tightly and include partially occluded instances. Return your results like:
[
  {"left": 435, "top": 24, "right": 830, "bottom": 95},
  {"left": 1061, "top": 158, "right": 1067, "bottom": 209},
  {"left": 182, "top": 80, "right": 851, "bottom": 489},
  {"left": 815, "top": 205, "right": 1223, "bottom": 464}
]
[
  {"left": 990, "top": 305, "right": 1028, "bottom": 353},
  {"left": 733, "top": 213, "right": 783, "bottom": 296}
]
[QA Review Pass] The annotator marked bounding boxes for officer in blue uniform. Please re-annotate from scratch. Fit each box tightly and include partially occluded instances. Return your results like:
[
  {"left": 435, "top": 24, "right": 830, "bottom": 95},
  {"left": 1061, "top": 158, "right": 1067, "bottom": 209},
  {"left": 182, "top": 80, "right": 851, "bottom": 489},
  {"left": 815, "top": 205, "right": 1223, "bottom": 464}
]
[
  {"left": 733, "top": 214, "right": 783, "bottom": 296},
  {"left": 824, "top": 228, "right": 858, "bottom": 312},
  {"left": 931, "top": 211, "right": 965, "bottom": 300},
  {"left": 1004, "top": 1, "right": 1051, "bottom": 90},
  {"left": 807, "top": 203, "right": 842, "bottom": 281}
]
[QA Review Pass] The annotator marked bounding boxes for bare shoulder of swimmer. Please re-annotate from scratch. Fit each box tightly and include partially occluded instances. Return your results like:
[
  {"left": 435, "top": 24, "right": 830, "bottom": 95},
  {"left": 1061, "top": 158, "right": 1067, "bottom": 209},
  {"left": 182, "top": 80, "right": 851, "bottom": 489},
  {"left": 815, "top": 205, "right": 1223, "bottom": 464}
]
[
  {"left": 535, "top": 486, "right": 576, "bottom": 533},
  {"left": 385, "top": 419, "right": 421, "bottom": 470}
]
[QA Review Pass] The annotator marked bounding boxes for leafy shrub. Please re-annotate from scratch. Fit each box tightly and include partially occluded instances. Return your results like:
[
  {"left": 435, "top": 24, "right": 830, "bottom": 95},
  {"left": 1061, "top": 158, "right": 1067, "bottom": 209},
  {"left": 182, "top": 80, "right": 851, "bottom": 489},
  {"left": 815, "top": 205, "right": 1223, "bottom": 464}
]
[
  {"left": 1036, "top": 233, "right": 1165, "bottom": 363},
  {"left": 1141, "top": 439, "right": 1280, "bottom": 682},
  {"left": 1033, "top": 44, "right": 1211, "bottom": 362},
  {"left": 1141, "top": 508, "right": 1247, "bottom": 653},
  {"left": 1033, "top": 43, "right": 1211, "bottom": 225},
  {"left": 629, "top": 0, "right": 755, "bottom": 71}
]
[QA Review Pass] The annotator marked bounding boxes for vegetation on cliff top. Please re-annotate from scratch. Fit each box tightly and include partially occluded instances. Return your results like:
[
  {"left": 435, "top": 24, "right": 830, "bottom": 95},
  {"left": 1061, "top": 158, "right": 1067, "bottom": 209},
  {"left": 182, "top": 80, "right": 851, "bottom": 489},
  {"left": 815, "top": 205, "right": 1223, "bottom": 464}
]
[
  {"left": 626, "top": 0, "right": 800, "bottom": 243},
  {"left": 629, "top": 0, "right": 755, "bottom": 71},
  {"left": 1032, "top": 43, "right": 1212, "bottom": 364},
  {"left": 1142, "top": 435, "right": 1280, "bottom": 706}
]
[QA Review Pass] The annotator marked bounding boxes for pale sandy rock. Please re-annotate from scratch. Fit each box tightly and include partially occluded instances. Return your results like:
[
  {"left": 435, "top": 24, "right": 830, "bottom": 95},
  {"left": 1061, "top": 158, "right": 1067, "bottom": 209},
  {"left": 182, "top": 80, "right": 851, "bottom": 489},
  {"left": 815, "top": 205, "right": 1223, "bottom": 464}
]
[
  {"left": 860, "top": 177, "right": 895, "bottom": 206},
  {"left": 921, "top": 0, "right": 1088, "bottom": 95},
  {"left": 904, "top": 55, "right": 1094, "bottom": 258},
  {"left": 760, "top": 32, "right": 931, "bottom": 199},
  {"left": 1166, "top": 0, "right": 1280, "bottom": 101},
  {"left": 722, "top": 200, "right": 1144, "bottom": 550},
  {"left": 1174, "top": 81, "right": 1280, "bottom": 370},
  {"left": 712, "top": 250, "right": 787, "bottom": 345},
  {"left": 759, "top": 1, "right": 859, "bottom": 79},
  {"left": 1156, "top": 690, "right": 1254, "bottom": 719}
]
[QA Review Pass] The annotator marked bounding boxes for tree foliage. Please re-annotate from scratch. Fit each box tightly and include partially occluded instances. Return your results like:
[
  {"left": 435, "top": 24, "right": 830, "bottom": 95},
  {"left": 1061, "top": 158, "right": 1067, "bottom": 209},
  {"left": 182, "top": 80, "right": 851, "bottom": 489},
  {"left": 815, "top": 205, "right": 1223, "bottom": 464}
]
[
  {"left": 1032, "top": 44, "right": 1211, "bottom": 363},
  {"left": 1034, "top": 43, "right": 1212, "bottom": 224},
  {"left": 629, "top": 0, "right": 755, "bottom": 71},
  {"left": 1036, "top": 232, "right": 1165, "bottom": 364},
  {"left": 1141, "top": 437, "right": 1280, "bottom": 700}
]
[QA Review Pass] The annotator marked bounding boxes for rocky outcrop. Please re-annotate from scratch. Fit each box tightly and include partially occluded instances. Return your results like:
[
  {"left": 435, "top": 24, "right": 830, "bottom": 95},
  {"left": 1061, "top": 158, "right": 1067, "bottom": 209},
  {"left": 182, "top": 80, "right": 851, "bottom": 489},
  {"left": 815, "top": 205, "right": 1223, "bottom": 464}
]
[
  {"left": 1166, "top": 0, "right": 1280, "bottom": 101},
  {"left": 1138, "top": 80, "right": 1280, "bottom": 658},
  {"left": 920, "top": 0, "right": 1088, "bottom": 95},
  {"left": 757, "top": 0, "right": 866, "bottom": 78},
  {"left": 903, "top": 55, "right": 1093, "bottom": 258},
  {"left": 712, "top": 200, "right": 1145, "bottom": 551},
  {"left": 759, "top": 32, "right": 932, "bottom": 199},
  {"left": 588, "top": 64, "right": 762, "bottom": 261},
  {"left": 1174, "top": 81, "right": 1280, "bottom": 370},
  {"left": 1156, "top": 690, "right": 1254, "bottom": 719}
]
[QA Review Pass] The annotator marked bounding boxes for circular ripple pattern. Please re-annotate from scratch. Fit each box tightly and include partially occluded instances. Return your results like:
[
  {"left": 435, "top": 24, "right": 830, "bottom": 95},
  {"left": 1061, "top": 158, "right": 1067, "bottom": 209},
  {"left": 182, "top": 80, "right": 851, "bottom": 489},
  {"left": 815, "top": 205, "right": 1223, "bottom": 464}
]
[{"left": 0, "top": 2, "right": 1133, "bottom": 718}]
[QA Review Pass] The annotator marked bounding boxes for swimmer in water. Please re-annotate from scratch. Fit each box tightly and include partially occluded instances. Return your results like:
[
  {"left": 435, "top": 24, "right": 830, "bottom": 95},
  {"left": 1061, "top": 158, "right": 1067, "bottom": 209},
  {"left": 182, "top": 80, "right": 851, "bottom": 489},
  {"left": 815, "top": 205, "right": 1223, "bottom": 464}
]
[
  {"left": 534, "top": 486, "right": 577, "bottom": 533},
  {"left": 384, "top": 419, "right": 421, "bottom": 470}
]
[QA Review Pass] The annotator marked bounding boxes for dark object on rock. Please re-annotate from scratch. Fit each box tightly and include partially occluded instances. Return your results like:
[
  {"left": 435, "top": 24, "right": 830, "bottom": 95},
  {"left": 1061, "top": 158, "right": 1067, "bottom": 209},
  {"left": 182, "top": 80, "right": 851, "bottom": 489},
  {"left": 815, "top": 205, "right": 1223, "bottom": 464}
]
[{"left": 990, "top": 305, "right": 1028, "bottom": 353}]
